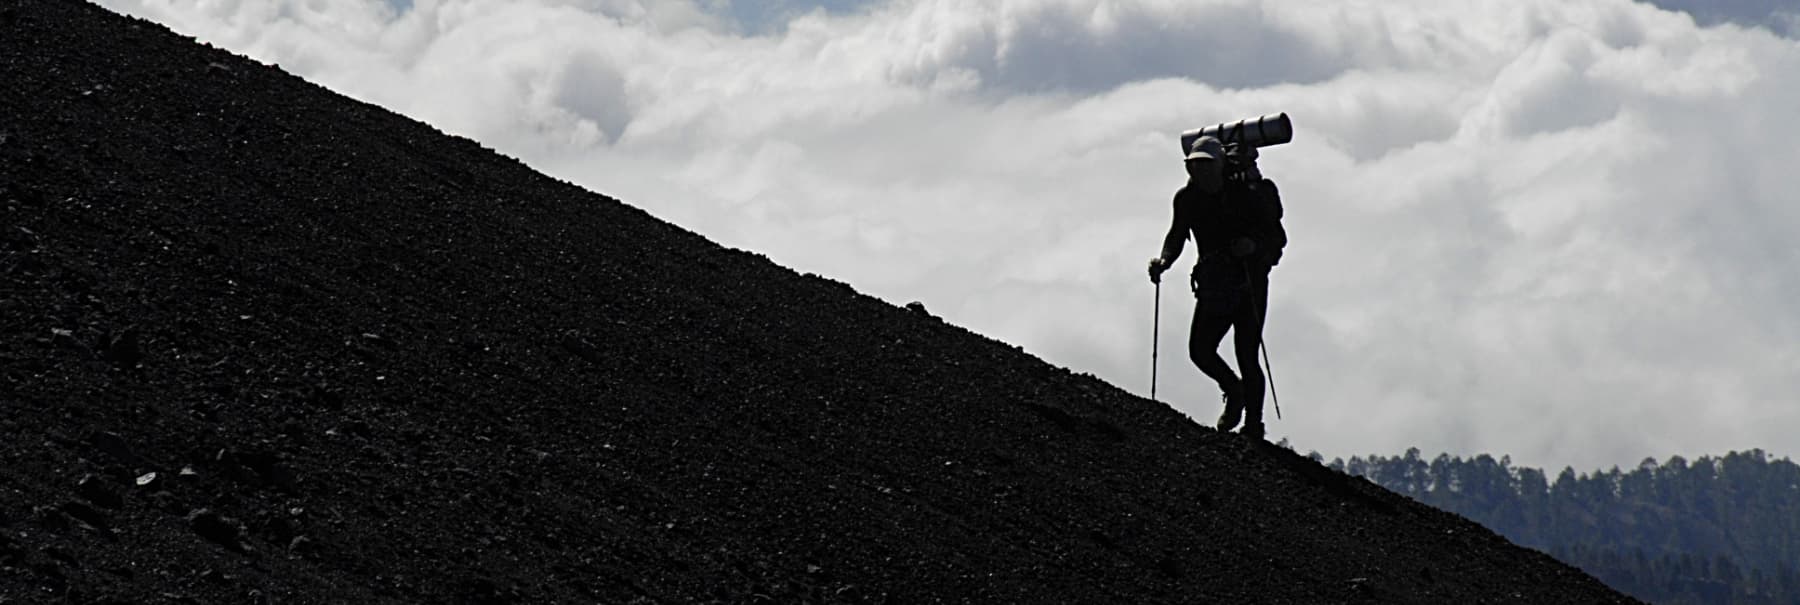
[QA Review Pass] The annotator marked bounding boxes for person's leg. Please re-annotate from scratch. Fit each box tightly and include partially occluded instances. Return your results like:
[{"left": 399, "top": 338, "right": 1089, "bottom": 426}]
[
  {"left": 1189, "top": 300, "right": 1242, "bottom": 429},
  {"left": 1233, "top": 278, "right": 1270, "bottom": 438},
  {"left": 1188, "top": 302, "right": 1238, "bottom": 394}
]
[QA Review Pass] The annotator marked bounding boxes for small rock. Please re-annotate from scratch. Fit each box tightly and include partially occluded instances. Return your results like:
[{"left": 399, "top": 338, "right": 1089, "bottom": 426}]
[
  {"left": 50, "top": 327, "right": 84, "bottom": 350},
  {"left": 223, "top": 449, "right": 296, "bottom": 489},
  {"left": 76, "top": 474, "right": 123, "bottom": 509},
  {"left": 462, "top": 576, "right": 520, "bottom": 604},
  {"left": 305, "top": 384, "right": 344, "bottom": 409},
  {"left": 187, "top": 401, "right": 221, "bottom": 422},
  {"left": 360, "top": 332, "right": 397, "bottom": 350},
  {"left": 97, "top": 328, "right": 142, "bottom": 367},
  {"left": 42, "top": 546, "right": 78, "bottom": 566},
  {"left": 88, "top": 431, "right": 139, "bottom": 465},
  {"left": 149, "top": 491, "right": 183, "bottom": 515},
  {"left": 344, "top": 420, "right": 373, "bottom": 438},
  {"left": 58, "top": 501, "right": 109, "bottom": 531},
  {"left": 188, "top": 508, "right": 244, "bottom": 552},
  {"left": 135, "top": 471, "right": 158, "bottom": 487},
  {"left": 33, "top": 505, "right": 69, "bottom": 532}
]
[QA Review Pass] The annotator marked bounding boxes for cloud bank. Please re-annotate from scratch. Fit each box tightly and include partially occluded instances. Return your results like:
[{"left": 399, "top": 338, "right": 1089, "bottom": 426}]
[{"left": 95, "top": 0, "right": 1800, "bottom": 471}]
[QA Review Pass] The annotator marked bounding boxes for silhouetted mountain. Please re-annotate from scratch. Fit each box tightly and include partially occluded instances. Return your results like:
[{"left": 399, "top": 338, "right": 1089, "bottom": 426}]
[
  {"left": 1, "top": 1, "right": 1640, "bottom": 602},
  {"left": 1331, "top": 449, "right": 1800, "bottom": 605}
]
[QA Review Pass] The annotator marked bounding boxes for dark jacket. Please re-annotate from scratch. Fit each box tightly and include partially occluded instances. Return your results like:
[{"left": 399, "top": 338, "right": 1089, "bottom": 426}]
[{"left": 1160, "top": 177, "right": 1287, "bottom": 284}]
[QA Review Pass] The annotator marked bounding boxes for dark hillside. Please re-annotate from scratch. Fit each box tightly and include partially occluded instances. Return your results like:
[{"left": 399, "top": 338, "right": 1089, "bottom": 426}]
[{"left": 1, "top": 1, "right": 1637, "bottom": 602}]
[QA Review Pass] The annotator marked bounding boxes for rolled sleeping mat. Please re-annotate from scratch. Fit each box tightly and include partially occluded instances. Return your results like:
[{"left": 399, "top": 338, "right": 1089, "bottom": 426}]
[{"left": 1180, "top": 113, "right": 1292, "bottom": 155}]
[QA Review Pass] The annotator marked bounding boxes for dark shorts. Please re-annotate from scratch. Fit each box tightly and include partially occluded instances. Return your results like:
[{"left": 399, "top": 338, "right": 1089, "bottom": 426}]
[{"left": 1191, "top": 260, "right": 1256, "bottom": 317}]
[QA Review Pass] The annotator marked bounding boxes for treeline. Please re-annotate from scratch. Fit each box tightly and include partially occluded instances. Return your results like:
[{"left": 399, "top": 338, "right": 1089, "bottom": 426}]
[{"left": 1319, "top": 447, "right": 1800, "bottom": 605}]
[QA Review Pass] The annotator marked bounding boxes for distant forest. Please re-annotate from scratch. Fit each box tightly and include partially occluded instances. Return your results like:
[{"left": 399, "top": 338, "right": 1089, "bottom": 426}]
[{"left": 1313, "top": 447, "right": 1800, "bottom": 605}]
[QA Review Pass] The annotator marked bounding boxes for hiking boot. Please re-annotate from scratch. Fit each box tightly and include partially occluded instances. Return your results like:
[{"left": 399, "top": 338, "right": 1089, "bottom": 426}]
[
  {"left": 1215, "top": 390, "right": 1244, "bottom": 432},
  {"left": 1240, "top": 422, "right": 1265, "bottom": 441}
]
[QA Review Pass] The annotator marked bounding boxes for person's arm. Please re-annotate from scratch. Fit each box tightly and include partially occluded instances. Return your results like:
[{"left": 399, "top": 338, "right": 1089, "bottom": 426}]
[
  {"left": 1159, "top": 194, "right": 1189, "bottom": 264},
  {"left": 1149, "top": 191, "right": 1190, "bottom": 282}
]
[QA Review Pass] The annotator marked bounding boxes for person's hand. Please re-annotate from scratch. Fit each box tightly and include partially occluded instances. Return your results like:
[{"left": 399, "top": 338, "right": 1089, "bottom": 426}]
[
  {"left": 1147, "top": 257, "right": 1170, "bottom": 284},
  {"left": 1229, "top": 237, "right": 1257, "bottom": 258}
]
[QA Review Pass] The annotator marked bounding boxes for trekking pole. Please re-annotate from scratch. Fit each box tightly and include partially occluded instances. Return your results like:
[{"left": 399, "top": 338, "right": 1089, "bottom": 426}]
[
  {"left": 1244, "top": 259, "right": 1282, "bottom": 420},
  {"left": 1261, "top": 340, "right": 1281, "bottom": 420},
  {"left": 1151, "top": 280, "right": 1161, "bottom": 402}
]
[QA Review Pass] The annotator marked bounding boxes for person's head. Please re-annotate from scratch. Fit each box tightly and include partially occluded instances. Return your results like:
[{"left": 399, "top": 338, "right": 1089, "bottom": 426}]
[{"left": 1184, "top": 136, "right": 1225, "bottom": 189}]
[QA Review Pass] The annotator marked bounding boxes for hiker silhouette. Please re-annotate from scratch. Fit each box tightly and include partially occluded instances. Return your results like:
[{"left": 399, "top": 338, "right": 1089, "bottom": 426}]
[{"left": 1147, "top": 136, "right": 1287, "bottom": 440}]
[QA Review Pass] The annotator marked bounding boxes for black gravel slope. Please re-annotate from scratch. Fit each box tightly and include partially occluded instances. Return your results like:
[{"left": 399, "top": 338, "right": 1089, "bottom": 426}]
[{"left": 0, "top": 1, "right": 1640, "bottom": 603}]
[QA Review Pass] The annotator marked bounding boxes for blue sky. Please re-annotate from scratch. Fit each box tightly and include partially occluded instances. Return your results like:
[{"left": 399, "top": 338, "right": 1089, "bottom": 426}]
[
  {"left": 1651, "top": 0, "right": 1800, "bottom": 35},
  {"left": 97, "top": 0, "right": 1800, "bottom": 471},
  {"left": 718, "top": 0, "right": 877, "bottom": 33}
]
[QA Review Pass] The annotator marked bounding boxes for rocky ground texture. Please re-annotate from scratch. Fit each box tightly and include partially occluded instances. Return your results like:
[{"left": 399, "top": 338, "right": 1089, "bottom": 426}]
[{"left": 0, "top": 1, "right": 1641, "bottom": 603}]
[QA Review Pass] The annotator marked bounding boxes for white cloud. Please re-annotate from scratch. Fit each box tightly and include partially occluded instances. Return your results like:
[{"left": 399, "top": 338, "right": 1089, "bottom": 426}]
[{"left": 93, "top": 0, "right": 1800, "bottom": 471}]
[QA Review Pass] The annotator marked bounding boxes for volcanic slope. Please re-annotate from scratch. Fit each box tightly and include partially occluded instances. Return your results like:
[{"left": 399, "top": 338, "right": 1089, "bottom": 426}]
[{"left": 0, "top": 1, "right": 1638, "bottom": 603}]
